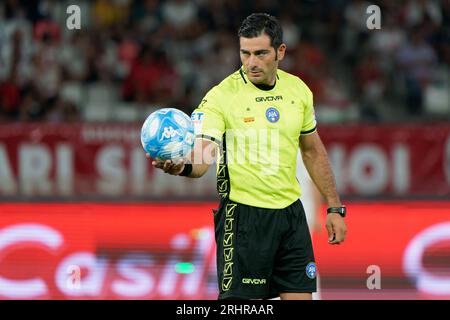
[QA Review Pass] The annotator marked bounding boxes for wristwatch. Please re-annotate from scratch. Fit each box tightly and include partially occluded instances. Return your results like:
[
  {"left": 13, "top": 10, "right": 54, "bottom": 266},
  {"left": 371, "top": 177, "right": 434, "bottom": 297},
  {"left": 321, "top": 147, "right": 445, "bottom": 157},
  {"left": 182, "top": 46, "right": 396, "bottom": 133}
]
[{"left": 327, "top": 206, "right": 346, "bottom": 218}]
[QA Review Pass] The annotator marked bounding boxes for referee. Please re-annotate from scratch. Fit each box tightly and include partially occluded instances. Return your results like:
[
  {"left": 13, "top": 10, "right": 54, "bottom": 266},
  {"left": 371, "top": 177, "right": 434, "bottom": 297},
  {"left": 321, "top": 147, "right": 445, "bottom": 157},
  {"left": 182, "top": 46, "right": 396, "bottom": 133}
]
[{"left": 151, "top": 13, "right": 347, "bottom": 300}]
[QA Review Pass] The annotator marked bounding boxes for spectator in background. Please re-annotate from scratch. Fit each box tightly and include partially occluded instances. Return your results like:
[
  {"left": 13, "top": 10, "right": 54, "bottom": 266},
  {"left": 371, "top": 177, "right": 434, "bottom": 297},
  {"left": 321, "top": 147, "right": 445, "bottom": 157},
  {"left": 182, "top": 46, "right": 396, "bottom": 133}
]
[
  {"left": 34, "top": 17, "right": 60, "bottom": 43},
  {"left": 396, "top": 26, "right": 437, "bottom": 115},
  {"left": 404, "top": 0, "right": 443, "bottom": 28},
  {"left": 288, "top": 37, "right": 327, "bottom": 104},
  {"left": 0, "top": 0, "right": 448, "bottom": 122},
  {"left": 414, "top": 0, "right": 449, "bottom": 67},
  {"left": 130, "top": 0, "right": 163, "bottom": 35},
  {"left": 0, "top": 27, "right": 22, "bottom": 120},
  {"left": 279, "top": 12, "right": 301, "bottom": 49},
  {"left": 93, "top": 0, "right": 131, "bottom": 29},
  {"left": 438, "top": 0, "right": 450, "bottom": 65},
  {"left": 117, "top": 30, "right": 140, "bottom": 69},
  {"left": 161, "top": 0, "right": 200, "bottom": 39},
  {"left": 46, "top": 96, "right": 80, "bottom": 122},
  {"left": 0, "top": 70, "right": 21, "bottom": 119},
  {"left": 289, "top": 37, "right": 351, "bottom": 114},
  {"left": 18, "top": 85, "right": 43, "bottom": 121},
  {"left": 31, "top": 31, "right": 62, "bottom": 102},
  {"left": 355, "top": 52, "right": 384, "bottom": 121},
  {"left": 342, "top": 0, "right": 372, "bottom": 63},
  {"left": 197, "top": 0, "right": 242, "bottom": 32},
  {"left": 191, "top": 30, "right": 239, "bottom": 105},
  {"left": 321, "top": 0, "right": 347, "bottom": 52},
  {"left": 0, "top": 7, "right": 34, "bottom": 85},
  {"left": 122, "top": 44, "right": 180, "bottom": 105},
  {"left": 58, "top": 32, "right": 89, "bottom": 82},
  {"left": 369, "top": 14, "right": 406, "bottom": 71},
  {"left": 403, "top": 0, "right": 445, "bottom": 64}
]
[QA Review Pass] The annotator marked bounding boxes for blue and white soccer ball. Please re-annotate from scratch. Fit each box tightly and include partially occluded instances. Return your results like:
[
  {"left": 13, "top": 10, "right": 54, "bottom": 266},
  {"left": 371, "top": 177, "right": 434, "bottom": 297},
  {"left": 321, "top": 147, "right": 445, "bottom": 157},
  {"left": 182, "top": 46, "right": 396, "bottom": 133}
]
[{"left": 141, "top": 108, "right": 195, "bottom": 160}]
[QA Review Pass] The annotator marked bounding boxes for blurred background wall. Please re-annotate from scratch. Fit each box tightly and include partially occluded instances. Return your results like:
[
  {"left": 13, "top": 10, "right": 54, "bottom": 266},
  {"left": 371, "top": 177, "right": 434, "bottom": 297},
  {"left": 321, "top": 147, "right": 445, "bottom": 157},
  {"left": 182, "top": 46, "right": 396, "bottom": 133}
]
[{"left": 1, "top": 0, "right": 449, "bottom": 124}]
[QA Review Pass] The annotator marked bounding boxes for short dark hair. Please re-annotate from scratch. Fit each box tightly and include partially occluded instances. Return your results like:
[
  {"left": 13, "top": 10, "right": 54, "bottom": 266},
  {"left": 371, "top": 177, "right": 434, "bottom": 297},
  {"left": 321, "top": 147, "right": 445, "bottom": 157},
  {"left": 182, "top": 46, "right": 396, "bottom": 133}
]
[{"left": 238, "top": 13, "right": 283, "bottom": 49}]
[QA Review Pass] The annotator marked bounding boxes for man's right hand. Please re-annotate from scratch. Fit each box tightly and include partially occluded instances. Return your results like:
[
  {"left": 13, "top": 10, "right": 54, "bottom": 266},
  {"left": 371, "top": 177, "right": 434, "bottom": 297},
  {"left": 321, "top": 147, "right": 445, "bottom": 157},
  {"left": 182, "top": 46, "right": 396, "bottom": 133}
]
[{"left": 146, "top": 154, "right": 185, "bottom": 176}]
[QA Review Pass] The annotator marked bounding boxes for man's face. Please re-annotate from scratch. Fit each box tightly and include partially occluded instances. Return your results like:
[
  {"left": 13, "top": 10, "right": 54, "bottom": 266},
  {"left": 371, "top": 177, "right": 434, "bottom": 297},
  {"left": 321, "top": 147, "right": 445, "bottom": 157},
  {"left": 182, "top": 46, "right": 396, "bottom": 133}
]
[{"left": 239, "top": 33, "right": 285, "bottom": 86}]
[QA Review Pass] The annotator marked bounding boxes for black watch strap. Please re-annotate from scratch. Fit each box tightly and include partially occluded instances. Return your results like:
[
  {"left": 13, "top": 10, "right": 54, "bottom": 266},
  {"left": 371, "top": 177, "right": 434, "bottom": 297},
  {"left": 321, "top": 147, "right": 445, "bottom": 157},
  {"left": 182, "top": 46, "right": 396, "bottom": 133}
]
[
  {"left": 179, "top": 163, "right": 193, "bottom": 176},
  {"left": 327, "top": 206, "right": 346, "bottom": 217}
]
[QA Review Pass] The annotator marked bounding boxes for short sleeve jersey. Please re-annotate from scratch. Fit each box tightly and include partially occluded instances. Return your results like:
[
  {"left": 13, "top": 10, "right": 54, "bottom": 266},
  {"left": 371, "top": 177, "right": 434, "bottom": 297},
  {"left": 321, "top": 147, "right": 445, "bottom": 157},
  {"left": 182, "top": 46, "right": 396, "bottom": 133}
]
[{"left": 191, "top": 68, "right": 317, "bottom": 209}]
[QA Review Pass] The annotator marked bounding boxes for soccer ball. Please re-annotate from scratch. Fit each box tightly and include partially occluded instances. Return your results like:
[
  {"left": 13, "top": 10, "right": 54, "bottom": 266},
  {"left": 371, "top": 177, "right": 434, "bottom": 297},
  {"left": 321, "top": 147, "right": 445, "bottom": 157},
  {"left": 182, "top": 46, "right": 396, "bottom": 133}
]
[{"left": 141, "top": 108, "right": 195, "bottom": 160}]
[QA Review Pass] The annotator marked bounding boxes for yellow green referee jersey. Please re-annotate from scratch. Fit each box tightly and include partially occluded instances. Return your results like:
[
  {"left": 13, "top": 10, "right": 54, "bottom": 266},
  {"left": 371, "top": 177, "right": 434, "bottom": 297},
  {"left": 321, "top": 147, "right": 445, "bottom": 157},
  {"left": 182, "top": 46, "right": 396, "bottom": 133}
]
[{"left": 191, "top": 68, "right": 317, "bottom": 209}]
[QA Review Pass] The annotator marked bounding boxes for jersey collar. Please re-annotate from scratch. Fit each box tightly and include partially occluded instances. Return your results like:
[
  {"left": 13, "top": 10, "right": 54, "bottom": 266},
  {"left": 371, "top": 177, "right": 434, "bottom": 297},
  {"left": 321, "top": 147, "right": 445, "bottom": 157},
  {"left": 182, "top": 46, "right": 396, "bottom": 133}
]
[{"left": 239, "top": 67, "right": 279, "bottom": 91}]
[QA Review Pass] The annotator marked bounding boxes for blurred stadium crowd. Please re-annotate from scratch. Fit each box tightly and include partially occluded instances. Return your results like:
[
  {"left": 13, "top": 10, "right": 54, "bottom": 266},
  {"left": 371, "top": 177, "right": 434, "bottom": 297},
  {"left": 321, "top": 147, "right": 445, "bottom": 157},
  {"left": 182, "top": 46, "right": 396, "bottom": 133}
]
[{"left": 0, "top": 0, "right": 449, "bottom": 123}]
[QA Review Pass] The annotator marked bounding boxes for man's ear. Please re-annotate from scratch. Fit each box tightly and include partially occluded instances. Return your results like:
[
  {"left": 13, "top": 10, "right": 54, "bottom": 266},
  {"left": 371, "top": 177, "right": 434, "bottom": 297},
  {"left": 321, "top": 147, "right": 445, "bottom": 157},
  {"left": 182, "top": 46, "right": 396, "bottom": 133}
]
[{"left": 276, "top": 43, "right": 286, "bottom": 61}]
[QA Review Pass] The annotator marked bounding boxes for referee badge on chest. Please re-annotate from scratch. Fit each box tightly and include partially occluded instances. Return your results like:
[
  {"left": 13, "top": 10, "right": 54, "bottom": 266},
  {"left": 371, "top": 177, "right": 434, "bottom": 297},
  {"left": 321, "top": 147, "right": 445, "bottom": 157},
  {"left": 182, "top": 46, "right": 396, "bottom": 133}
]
[{"left": 265, "top": 107, "right": 280, "bottom": 123}]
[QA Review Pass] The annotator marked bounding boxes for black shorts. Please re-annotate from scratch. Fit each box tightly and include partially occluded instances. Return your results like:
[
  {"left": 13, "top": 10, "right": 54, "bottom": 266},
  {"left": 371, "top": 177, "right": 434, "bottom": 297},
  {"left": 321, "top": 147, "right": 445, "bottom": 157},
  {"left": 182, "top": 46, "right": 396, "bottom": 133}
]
[{"left": 213, "top": 198, "right": 317, "bottom": 300}]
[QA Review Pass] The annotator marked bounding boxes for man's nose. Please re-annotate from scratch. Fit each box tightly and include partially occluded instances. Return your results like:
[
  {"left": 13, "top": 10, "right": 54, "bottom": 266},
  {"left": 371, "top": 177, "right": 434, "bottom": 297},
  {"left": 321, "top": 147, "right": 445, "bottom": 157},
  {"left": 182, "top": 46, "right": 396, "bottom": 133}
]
[{"left": 247, "top": 55, "right": 258, "bottom": 69}]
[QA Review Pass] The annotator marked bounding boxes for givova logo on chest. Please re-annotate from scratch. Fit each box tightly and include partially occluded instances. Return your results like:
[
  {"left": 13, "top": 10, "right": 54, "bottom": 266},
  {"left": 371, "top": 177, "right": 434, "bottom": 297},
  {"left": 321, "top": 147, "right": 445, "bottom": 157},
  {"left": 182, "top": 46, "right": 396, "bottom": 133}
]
[{"left": 255, "top": 95, "right": 283, "bottom": 102}]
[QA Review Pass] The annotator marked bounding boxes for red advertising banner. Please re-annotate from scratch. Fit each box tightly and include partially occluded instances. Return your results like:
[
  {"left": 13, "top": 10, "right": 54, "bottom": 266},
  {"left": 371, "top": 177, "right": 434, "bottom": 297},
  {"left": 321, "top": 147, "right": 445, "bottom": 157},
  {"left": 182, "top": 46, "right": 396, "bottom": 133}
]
[
  {"left": 0, "top": 202, "right": 218, "bottom": 300},
  {"left": 314, "top": 201, "right": 450, "bottom": 299},
  {"left": 319, "top": 124, "right": 450, "bottom": 196},
  {"left": 0, "top": 123, "right": 217, "bottom": 198},
  {"left": 0, "top": 201, "right": 449, "bottom": 300},
  {"left": 0, "top": 123, "right": 449, "bottom": 198}
]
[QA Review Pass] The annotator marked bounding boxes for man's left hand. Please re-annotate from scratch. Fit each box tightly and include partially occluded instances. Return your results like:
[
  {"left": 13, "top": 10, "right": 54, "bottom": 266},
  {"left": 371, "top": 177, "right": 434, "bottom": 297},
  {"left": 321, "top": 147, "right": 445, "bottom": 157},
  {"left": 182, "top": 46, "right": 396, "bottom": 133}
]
[{"left": 326, "top": 214, "right": 347, "bottom": 245}]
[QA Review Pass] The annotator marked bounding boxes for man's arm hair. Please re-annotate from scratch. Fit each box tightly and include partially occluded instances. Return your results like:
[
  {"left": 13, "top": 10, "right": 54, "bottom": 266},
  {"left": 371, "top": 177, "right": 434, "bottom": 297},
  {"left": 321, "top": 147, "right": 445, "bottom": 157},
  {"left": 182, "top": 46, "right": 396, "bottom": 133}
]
[
  {"left": 183, "top": 139, "right": 217, "bottom": 178},
  {"left": 299, "top": 131, "right": 341, "bottom": 207}
]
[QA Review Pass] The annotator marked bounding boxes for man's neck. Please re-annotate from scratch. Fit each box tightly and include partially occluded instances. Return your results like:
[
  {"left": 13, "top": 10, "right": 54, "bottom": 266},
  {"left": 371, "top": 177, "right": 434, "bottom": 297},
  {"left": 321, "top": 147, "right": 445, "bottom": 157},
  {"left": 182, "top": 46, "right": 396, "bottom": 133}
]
[
  {"left": 253, "top": 82, "right": 276, "bottom": 91},
  {"left": 251, "top": 73, "right": 277, "bottom": 91}
]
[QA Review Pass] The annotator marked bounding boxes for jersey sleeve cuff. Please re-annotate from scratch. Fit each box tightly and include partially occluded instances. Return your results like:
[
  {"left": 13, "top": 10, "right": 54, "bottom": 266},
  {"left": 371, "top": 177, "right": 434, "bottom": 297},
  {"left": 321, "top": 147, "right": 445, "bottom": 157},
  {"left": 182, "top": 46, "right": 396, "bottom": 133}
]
[
  {"left": 301, "top": 127, "right": 317, "bottom": 135},
  {"left": 196, "top": 134, "right": 222, "bottom": 145}
]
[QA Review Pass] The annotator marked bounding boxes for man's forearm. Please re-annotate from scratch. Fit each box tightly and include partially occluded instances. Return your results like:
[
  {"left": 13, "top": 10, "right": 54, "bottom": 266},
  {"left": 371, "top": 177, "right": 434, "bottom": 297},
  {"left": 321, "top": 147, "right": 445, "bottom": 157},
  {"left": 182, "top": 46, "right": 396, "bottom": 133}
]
[
  {"left": 181, "top": 139, "right": 215, "bottom": 178},
  {"left": 185, "top": 163, "right": 209, "bottom": 178},
  {"left": 301, "top": 142, "right": 341, "bottom": 207}
]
